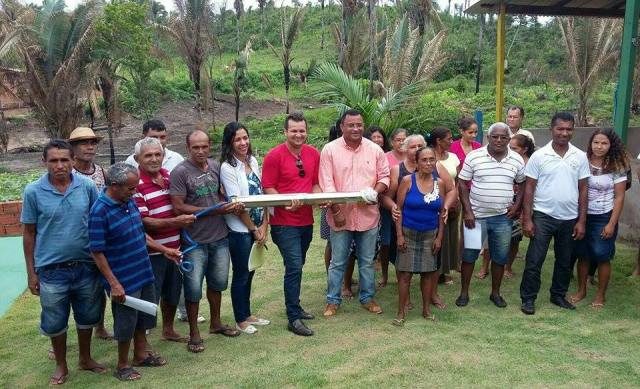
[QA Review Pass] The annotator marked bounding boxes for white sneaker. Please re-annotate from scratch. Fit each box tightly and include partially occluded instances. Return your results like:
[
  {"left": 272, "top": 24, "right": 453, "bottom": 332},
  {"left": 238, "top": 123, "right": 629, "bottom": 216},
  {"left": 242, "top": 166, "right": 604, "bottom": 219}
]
[
  {"left": 236, "top": 324, "right": 257, "bottom": 334},
  {"left": 177, "top": 312, "right": 206, "bottom": 323},
  {"left": 247, "top": 318, "right": 270, "bottom": 326}
]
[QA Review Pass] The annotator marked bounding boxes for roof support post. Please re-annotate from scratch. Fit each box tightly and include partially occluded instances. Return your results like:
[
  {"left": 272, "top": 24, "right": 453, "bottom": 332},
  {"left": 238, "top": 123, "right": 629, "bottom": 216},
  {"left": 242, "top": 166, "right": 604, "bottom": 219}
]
[
  {"left": 495, "top": 2, "right": 506, "bottom": 122},
  {"left": 613, "top": 0, "right": 639, "bottom": 143}
]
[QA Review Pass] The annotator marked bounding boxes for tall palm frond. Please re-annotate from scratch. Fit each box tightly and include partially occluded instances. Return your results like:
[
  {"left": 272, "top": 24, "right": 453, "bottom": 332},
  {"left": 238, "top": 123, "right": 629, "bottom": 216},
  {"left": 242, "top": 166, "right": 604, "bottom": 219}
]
[
  {"left": 558, "top": 17, "right": 621, "bottom": 125},
  {"left": 312, "top": 62, "right": 420, "bottom": 130},
  {"left": 266, "top": 7, "right": 304, "bottom": 113},
  {"left": 333, "top": 11, "right": 368, "bottom": 76}
]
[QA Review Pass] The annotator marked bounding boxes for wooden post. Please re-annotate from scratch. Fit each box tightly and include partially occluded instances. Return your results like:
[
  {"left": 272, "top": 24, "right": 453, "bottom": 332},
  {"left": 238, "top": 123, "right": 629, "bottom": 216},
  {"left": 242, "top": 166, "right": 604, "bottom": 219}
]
[
  {"left": 495, "top": 3, "right": 506, "bottom": 122},
  {"left": 613, "top": 0, "right": 639, "bottom": 143}
]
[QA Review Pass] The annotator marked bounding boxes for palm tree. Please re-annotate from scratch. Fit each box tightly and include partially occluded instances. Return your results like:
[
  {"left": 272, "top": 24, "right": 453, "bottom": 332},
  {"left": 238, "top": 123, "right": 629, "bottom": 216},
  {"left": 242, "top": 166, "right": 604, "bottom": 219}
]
[
  {"left": 332, "top": 11, "right": 368, "bottom": 75},
  {"left": 320, "top": 0, "right": 326, "bottom": 50},
  {"left": 233, "top": 41, "right": 251, "bottom": 121},
  {"left": 367, "top": 0, "right": 377, "bottom": 97},
  {"left": 257, "top": 0, "right": 267, "bottom": 39},
  {"left": 404, "top": 0, "right": 443, "bottom": 36},
  {"left": 10, "top": 0, "right": 99, "bottom": 139},
  {"left": 312, "top": 62, "right": 422, "bottom": 131},
  {"left": 558, "top": 17, "right": 621, "bottom": 126},
  {"left": 162, "top": 0, "right": 214, "bottom": 112},
  {"left": 234, "top": 0, "right": 243, "bottom": 53},
  {"left": 267, "top": 7, "right": 304, "bottom": 114},
  {"left": 338, "top": 0, "right": 361, "bottom": 70},
  {"left": 378, "top": 15, "right": 447, "bottom": 93}
]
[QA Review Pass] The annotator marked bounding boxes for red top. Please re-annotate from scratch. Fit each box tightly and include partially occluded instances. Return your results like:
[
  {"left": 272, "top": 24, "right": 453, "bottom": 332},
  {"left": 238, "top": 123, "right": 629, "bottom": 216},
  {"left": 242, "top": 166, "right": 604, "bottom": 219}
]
[
  {"left": 133, "top": 167, "right": 180, "bottom": 252},
  {"left": 450, "top": 139, "right": 481, "bottom": 169},
  {"left": 262, "top": 143, "right": 320, "bottom": 226}
]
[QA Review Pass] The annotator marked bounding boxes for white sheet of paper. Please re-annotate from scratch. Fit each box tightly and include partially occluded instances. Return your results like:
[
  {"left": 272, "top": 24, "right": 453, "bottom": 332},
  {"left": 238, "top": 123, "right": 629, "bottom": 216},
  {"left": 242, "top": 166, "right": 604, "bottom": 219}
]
[{"left": 463, "top": 223, "right": 483, "bottom": 250}]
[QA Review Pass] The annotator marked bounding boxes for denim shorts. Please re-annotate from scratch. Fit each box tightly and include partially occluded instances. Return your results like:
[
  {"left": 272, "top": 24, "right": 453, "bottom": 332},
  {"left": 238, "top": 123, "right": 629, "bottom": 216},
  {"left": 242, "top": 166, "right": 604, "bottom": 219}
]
[
  {"left": 38, "top": 261, "right": 103, "bottom": 337},
  {"left": 150, "top": 254, "right": 182, "bottom": 306},
  {"left": 183, "top": 238, "right": 231, "bottom": 302},
  {"left": 462, "top": 214, "right": 513, "bottom": 266},
  {"left": 573, "top": 211, "right": 617, "bottom": 263},
  {"left": 111, "top": 282, "right": 156, "bottom": 342}
]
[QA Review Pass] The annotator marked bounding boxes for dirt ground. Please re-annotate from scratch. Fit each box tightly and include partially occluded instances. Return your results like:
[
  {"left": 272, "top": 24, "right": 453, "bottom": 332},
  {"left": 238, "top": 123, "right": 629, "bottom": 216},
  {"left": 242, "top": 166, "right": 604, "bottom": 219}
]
[{"left": 0, "top": 95, "right": 291, "bottom": 172}]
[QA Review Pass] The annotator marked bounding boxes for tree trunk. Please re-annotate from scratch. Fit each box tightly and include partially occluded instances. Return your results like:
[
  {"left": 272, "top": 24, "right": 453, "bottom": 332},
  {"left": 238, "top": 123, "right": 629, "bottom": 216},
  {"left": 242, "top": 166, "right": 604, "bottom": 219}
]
[
  {"left": 338, "top": 4, "right": 348, "bottom": 69},
  {"left": 234, "top": 88, "right": 240, "bottom": 121},
  {"left": 236, "top": 17, "right": 241, "bottom": 54},
  {"left": 320, "top": 0, "right": 325, "bottom": 50},
  {"left": 475, "top": 14, "right": 484, "bottom": 94},
  {"left": 368, "top": 0, "right": 377, "bottom": 97},
  {"left": 260, "top": 7, "right": 265, "bottom": 41},
  {"left": 284, "top": 64, "right": 290, "bottom": 114},
  {"left": 99, "top": 75, "right": 116, "bottom": 164}
]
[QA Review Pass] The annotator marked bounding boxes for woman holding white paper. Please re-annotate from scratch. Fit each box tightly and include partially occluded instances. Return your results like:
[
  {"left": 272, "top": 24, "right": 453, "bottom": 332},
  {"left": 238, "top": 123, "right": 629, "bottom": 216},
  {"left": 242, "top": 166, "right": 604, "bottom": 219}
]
[
  {"left": 393, "top": 147, "right": 446, "bottom": 324},
  {"left": 220, "top": 122, "right": 270, "bottom": 335}
]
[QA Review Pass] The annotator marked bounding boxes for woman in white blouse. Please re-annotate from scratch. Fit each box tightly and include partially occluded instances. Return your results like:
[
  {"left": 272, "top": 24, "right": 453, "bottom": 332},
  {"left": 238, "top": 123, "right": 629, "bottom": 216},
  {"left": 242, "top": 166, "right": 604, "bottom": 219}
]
[
  {"left": 571, "top": 128, "right": 629, "bottom": 308},
  {"left": 220, "top": 122, "right": 269, "bottom": 334}
]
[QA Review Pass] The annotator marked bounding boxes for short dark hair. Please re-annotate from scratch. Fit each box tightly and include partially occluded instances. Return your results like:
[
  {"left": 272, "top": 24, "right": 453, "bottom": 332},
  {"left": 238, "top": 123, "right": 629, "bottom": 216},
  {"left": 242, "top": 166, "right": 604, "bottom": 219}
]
[
  {"left": 389, "top": 128, "right": 407, "bottom": 141},
  {"left": 43, "top": 139, "right": 74, "bottom": 160},
  {"left": 339, "top": 109, "right": 363, "bottom": 124},
  {"left": 550, "top": 112, "right": 575, "bottom": 129},
  {"left": 143, "top": 119, "right": 166, "bottom": 134},
  {"left": 284, "top": 111, "right": 307, "bottom": 130},
  {"left": 186, "top": 130, "right": 210, "bottom": 146},
  {"left": 507, "top": 105, "right": 525, "bottom": 117},
  {"left": 457, "top": 117, "right": 477, "bottom": 131}
]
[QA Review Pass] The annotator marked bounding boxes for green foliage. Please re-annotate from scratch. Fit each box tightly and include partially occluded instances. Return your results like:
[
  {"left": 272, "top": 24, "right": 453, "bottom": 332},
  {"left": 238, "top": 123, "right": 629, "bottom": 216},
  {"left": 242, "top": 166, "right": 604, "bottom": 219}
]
[
  {"left": 0, "top": 170, "right": 42, "bottom": 201},
  {"left": 94, "top": 0, "right": 159, "bottom": 119}
]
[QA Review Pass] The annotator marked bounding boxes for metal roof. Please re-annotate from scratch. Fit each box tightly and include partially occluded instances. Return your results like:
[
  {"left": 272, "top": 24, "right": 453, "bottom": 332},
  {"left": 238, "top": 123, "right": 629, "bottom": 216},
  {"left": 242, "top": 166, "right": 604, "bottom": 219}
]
[{"left": 465, "top": 1, "right": 627, "bottom": 18}]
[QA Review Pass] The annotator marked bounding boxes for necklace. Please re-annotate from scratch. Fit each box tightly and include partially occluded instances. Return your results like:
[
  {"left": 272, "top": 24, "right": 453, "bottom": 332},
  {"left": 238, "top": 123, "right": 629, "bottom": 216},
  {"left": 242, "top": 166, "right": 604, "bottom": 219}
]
[{"left": 423, "top": 180, "right": 439, "bottom": 204}]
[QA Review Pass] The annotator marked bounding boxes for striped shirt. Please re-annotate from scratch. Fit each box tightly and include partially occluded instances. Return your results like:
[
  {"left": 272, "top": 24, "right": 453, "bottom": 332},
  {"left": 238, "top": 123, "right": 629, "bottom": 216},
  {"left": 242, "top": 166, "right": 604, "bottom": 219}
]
[
  {"left": 133, "top": 168, "right": 180, "bottom": 253},
  {"left": 458, "top": 146, "right": 525, "bottom": 218},
  {"left": 89, "top": 193, "right": 154, "bottom": 294}
]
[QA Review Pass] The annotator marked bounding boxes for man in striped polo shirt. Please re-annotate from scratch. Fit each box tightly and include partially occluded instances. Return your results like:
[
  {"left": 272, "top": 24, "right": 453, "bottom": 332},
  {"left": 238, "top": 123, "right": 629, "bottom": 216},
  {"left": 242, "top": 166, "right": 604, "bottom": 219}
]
[
  {"left": 133, "top": 137, "right": 196, "bottom": 343},
  {"left": 90, "top": 163, "right": 181, "bottom": 381},
  {"left": 457, "top": 123, "right": 526, "bottom": 308}
]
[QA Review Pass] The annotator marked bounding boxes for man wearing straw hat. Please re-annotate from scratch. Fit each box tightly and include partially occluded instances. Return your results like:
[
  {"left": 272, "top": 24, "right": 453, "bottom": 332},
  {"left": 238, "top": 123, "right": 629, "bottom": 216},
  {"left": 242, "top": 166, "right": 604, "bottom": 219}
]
[{"left": 68, "top": 126, "right": 112, "bottom": 342}]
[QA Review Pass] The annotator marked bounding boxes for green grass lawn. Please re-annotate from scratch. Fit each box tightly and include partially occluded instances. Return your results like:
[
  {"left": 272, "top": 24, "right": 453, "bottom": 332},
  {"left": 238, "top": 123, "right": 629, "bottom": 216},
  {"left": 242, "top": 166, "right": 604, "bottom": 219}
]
[{"left": 1, "top": 228, "right": 639, "bottom": 388}]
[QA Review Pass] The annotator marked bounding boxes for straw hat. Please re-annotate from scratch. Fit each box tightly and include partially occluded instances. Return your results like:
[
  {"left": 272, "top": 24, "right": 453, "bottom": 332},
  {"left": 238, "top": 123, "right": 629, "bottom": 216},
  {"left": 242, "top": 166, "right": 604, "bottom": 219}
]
[{"left": 68, "top": 127, "right": 103, "bottom": 142}]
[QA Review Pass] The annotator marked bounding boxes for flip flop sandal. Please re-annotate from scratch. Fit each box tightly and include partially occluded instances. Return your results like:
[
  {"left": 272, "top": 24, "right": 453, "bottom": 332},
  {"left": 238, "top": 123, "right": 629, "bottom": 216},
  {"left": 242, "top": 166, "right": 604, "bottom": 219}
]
[
  {"left": 210, "top": 326, "right": 241, "bottom": 337},
  {"left": 423, "top": 313, "right": 437, "bottom": 321},
  {"left": 133, "top": 354, "right": 166, "bottom": 367},
  {"left": 113, "top": 367, "right": 140, "bottom": 381},
  {"left": 391, "top": 317, "right": 405, "bottom": 326},
  {"left": 590, "top": 302, "right": 605, "bottom": 309},
  {"left": 187, "top": 339, "right": 205, "bottom": 353},
  {"left": 49, "top": 373, "right": 68, "bottom": 386}
]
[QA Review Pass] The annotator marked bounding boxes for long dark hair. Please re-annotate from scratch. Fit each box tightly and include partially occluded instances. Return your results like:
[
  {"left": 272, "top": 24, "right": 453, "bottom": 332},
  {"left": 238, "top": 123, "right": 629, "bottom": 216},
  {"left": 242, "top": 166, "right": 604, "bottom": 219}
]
[
  {"left": 328, "top": 118, "right": 342, "bottom": 142},
  {"left": 220, "top": 121, "right": 253, "bottom": 167},
  {"left": 511, "top": 134, "right": 535, "bottom": 158},
  {"left": 587, "top": 128, "right": 630, "bottom": 174},
  {"left": 426, "top": 127, "right": 451, "bottom": 148},
  {"left": 364, "top": 125, "right": 389, "bottom": 151}
]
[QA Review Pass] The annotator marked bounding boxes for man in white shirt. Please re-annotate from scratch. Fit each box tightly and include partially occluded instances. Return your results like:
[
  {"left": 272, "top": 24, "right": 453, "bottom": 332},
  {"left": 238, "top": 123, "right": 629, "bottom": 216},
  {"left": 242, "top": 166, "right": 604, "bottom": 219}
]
[
  {"left": 519, "top": 112, "right": 590, "bottom": 315},
  {"left": 125, "top": 119, "right": 184, "bottom": 172},
  {"left": 506, "top": 105, "right": 535, "bottom": 144}
]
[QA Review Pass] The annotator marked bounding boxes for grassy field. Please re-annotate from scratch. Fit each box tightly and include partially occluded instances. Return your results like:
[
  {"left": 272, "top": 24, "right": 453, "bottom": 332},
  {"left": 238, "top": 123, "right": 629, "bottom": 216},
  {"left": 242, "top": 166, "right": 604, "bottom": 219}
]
[{"left": 1, "top": 227, "right": 640, "bottom": 388}]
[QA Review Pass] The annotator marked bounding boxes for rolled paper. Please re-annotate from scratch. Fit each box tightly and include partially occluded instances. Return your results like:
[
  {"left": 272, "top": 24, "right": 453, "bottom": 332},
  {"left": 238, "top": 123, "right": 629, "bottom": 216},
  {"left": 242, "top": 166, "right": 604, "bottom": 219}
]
[
  {"left": 122, "top": 295, "right": 158, "bottom": 316},
  {"left": 231, "top": 191, "right": 366, "bottom": 208}
]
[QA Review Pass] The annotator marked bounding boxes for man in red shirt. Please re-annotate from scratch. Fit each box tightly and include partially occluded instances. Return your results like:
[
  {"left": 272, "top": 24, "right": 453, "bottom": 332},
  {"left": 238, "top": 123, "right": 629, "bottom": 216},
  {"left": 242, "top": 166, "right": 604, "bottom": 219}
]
[
  {"left": 132, "top": 137, "right": 195, "bottom": 342},
  {"left": 262, "top": 112, "right": 321, "bottom": 336}
]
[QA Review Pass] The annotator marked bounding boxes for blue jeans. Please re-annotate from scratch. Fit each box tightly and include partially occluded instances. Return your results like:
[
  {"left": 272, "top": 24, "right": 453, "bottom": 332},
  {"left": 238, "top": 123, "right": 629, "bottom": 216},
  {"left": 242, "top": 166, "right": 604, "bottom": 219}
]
[
  {"left": 183, "top": 238, "right": 231, "bottom": 303},
  {"left": 271, "top": 225, "right": 313, "bottom": 323},
  {"left": 462, "top": 214, "right": 513, "bottom": 266},
  {"left": 38, "top": 262, "right": 103, "bottom": 337},
  {"left": 327, "top": 227, "right": 378, "bottom": 305},
  {"left": 228, "top": 231, "right": 255, "bottom": 323}
]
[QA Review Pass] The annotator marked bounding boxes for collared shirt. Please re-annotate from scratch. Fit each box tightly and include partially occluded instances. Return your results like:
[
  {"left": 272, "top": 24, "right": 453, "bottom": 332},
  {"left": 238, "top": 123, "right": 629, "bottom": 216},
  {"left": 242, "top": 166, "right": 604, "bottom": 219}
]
[
  {"left": 319, "top": 137, "right": 390, "bottom": 231},
  {"left": 125, "top": 148, "right": 185, "bottom": 173},
  {"left": 262, "top": 143, "right": 320, "bottom": 226},
  {"left": 133, "top": 167, "right": 180, "bottom": 253},
  {"left": 220, "top": 155, "right": 262, "bottom": 232},
  {"left": 21, "top": 174, "right": 98, "bottom": 269},
  {"left": 459, "top": 146, "right": 526, "bottom": 218},
  {"left": 525, "top": 141, "right": 591, "bottom": 220},
  {"left": 89, "top": 193, "right": 154, "bottom": 294}
]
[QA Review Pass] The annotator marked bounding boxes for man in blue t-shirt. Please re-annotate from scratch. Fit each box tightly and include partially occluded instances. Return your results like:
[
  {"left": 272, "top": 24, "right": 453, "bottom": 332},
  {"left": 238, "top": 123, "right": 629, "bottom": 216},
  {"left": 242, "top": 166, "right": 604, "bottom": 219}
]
[
  {"left": 90, "top": 162, "right": 181, "bottom": 381},
  {"left": 21, "top": 140, "right": 105, "bottom": 386}
]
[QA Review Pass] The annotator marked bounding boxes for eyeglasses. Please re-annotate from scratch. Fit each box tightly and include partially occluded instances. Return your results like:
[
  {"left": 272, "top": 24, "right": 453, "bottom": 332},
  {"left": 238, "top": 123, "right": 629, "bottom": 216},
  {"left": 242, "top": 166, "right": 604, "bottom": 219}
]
[{"left": 296, "top": 157, "right": 305, "bottom": 178}]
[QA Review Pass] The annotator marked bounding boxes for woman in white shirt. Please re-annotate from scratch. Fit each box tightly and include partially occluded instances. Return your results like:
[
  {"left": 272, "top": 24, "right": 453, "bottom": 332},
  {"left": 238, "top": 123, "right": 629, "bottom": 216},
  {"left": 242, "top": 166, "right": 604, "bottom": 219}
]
[
  {"left": 571, "top": 128, "right": 629, "bottom": 308},
  {"left": 220, "top": 122, "right": 270, "bottom": 334}
]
